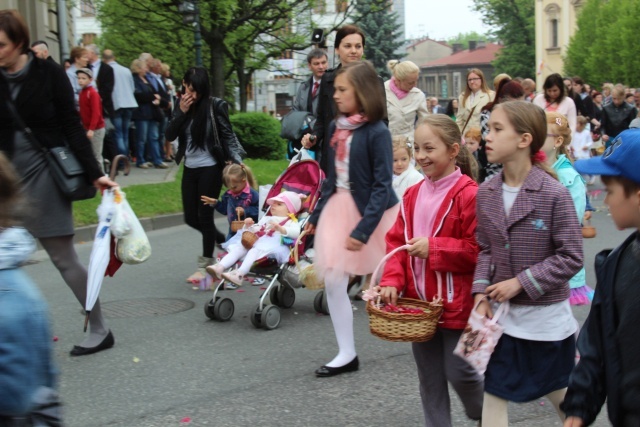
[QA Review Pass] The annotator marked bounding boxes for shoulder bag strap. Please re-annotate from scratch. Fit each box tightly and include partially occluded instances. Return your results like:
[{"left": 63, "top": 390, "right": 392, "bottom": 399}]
[
  {"left": 460, "top": 105, "right": 477, "bottom": 135},
  {"left": 4, "top": 97, "right": 48, "bottom": 154}
]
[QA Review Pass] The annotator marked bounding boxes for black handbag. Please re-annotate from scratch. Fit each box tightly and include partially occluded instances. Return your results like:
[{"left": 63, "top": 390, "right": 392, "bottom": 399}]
[
  {"left": 5, "top": 98, "right": 96, "bottom": 201},
  {"left": 280, "top": 110, "right": 315, "bottom": 141}
]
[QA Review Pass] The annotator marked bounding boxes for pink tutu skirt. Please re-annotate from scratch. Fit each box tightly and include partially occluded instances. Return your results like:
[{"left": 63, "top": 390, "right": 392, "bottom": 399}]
[{"left": 314, "top": 189, "right": 399, "bottom": 279}]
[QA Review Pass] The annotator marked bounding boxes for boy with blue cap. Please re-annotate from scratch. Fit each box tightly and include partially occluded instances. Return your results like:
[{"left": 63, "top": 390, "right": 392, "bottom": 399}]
[{"left": 561, "top": 128, "right": 640, "bottom": 426}]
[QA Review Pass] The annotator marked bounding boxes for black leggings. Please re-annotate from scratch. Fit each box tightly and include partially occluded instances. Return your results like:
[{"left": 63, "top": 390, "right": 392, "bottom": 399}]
[{"left": 181, "top": 164, "right": 225, "bottom": 257}]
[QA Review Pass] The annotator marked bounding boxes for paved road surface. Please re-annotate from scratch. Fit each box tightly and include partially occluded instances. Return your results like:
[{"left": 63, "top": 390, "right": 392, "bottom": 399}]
[{"left": 25, "top": 187, "right": 616, "bottom": 426}]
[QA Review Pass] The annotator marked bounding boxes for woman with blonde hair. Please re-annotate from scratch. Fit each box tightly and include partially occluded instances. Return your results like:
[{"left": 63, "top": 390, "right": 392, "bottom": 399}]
[
  {"left": 456, "top": 68, "right": 494, "bottom": 135},
  {"left": 66, "top": 46, "right": 89, "bottom": 108},
  {"left": 385, "top": 59, "right": 429, "bottom": 143}
]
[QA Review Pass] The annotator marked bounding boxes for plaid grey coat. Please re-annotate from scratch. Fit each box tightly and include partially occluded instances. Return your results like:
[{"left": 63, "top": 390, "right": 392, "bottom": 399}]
[{"left": 472, "top": 166, "right": 583, "bottom": 305}]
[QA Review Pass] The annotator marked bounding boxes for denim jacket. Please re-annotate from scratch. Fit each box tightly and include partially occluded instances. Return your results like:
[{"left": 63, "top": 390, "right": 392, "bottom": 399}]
[
  {"left": 0, "top": 228, "right": 56, "bottom": 417},
  {"left": 215, "top": 187, "right": 260, "bottom": 239}
]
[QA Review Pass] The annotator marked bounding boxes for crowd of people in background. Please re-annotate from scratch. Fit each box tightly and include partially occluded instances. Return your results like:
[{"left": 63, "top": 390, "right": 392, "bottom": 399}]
[{"left": 38, "top": 40, "right": 180, "bottom": 171}]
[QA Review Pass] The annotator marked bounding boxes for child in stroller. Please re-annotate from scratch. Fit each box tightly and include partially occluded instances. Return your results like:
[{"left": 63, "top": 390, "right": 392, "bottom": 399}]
[{"left": 206, "top": 191, "right": 304, "bottom": 287}]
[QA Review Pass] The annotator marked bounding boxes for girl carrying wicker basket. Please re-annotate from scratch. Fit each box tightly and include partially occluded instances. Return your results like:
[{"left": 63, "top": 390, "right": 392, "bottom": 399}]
[
  {"left": 206, "top": 191, "right": 303, "bottom": 287},
  {"left": 376, "top": 115, "right": 484, "bottom": 426},
  {"left": 201, "top": 164, "right": 259, "bottom": 241}
]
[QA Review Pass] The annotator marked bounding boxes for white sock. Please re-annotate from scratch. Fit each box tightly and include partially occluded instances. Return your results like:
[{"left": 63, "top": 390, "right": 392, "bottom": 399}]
[{"left": 324, "top": 269, "right": 356, "bottom": 367}]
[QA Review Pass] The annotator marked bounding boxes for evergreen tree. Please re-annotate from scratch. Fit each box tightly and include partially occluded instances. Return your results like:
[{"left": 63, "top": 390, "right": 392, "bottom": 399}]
[
  {"left": 472, "top": 0, "right": 535, "bottom": 78},
  {"left": 353, "top": 0, "right": 405, "bottom": 79}
]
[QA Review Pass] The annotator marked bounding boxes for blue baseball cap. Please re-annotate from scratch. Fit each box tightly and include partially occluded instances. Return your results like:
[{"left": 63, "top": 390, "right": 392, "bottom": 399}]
[{"left": 574, "top": 129, "right": 640, "bottom": 184}]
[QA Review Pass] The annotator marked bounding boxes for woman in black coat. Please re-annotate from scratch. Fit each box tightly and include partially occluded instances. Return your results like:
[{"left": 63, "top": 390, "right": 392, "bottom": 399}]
[
  {"left": 301, "top": 24, "right": 386, "bottom": 172},
  {"left": 165, "top": 67, "right": 245, "bottom": 283},
  {"left": 0, "top": 10, "right": 117, "bottom": 356}
]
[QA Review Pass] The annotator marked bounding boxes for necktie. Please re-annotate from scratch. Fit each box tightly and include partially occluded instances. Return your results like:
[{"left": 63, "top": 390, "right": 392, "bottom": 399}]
[{"left": 312, "top": 81, "right": 319, "bottom": 98}]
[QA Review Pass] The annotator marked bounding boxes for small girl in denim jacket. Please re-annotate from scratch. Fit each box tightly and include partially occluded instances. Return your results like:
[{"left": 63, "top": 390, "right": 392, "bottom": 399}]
[{"left": 201, "top": 164, "right": 259, "bottom": 240}]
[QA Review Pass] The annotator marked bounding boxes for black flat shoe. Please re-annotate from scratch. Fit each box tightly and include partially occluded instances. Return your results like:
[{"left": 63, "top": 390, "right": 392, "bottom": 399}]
[
  {"left": 70, "top": 330, "right": 115, "bottom": 356},
  {"left": 315, "top": 356, "right": 359, "bottom": 377}
]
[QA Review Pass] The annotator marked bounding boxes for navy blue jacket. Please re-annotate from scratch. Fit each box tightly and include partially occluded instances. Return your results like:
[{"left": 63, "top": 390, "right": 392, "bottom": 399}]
[
  {"left": 309, "top": 120, "right": 398, "bottom": 243},
  {"left": 562, "top": 232, "right": 639, "bottom": 426}
]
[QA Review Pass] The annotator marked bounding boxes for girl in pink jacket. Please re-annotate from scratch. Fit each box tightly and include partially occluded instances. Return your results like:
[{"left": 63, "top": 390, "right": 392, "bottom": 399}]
[{"left": 378, "top": 115, "right": 483, "bottom": 427}]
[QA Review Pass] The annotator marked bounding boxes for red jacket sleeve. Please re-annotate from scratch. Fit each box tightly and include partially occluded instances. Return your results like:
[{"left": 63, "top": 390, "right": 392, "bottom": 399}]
[{"left": 88, "top": 88, "right": 103, "bottom": 131}]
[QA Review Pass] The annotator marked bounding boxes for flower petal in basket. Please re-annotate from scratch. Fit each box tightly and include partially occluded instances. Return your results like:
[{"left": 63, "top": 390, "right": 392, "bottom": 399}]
[{"left": 365, "top": 244, "right": 444, "bottom": 343}]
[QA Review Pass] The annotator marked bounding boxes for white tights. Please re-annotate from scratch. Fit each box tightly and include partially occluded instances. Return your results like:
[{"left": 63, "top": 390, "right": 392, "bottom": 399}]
[
  {"left": 482, "top": 388, "right": 567, "bottom": 426},
  {"left": 324, "top": 269, "right": 356, "bottom": 367}
]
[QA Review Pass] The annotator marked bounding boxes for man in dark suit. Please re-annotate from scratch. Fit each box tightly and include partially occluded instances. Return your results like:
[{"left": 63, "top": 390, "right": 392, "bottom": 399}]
[
  {"left": 286, "top": 48, "right": 327, "bottom": 158},
  {"left": 86, "top": 44, "right": 114, "bottom": 119}
]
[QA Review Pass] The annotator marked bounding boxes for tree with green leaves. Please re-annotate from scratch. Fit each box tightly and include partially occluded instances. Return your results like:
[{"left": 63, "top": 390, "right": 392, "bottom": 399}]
[
  {"left": 446, "top": 31, "right": 494, "bottom": 50},
  {"left": 565, "top": 0, "right": 640, "bottom": 86},
  {"left": 472, "top": 0, "right": 535, "bottom": 78},
  {"left": 97, "top": 0, "right": 195, "bottom": 84},
  {"left": 352, "top": 0, "right": 405, "bottom": 79},
  {"left": 98, "top": 0, "right": 361, "bottom": 111}
]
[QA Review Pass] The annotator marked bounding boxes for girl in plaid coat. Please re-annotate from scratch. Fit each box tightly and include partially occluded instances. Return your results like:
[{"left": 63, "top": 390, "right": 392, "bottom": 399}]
[{"left": 473, "top": 101, "right": 583, "bottom": 426}]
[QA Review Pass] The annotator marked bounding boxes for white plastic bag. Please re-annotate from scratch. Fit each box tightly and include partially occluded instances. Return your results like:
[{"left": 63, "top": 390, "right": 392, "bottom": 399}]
[
  {"left": 289, "top": 148, "right": 313, "bottom": 166},
  {"left": 111, "top": 190, "right": 132, "bottom": 238},
  {"left": 113, "top": 189, "right": 151, "bottom": 264}
]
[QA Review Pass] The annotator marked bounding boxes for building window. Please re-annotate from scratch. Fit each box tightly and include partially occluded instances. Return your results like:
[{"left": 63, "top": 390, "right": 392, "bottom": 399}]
[
  {"left": 550, "top": 19, "right": 558, "bottom": 48},
  {"left": 545, "top": 4, "right": 561, "bottom": 49},
  {"left": 426, "top": 76, "right": 436, "bottom": 96},
  {"left": 314, "top": 0, "right": 326, "bottom": 14},
  {"left": 80, "top": 0, "right": 97, "bottom": 17},
  {"left": 335, "top": 0, "right": 348, "bottom": 13}
]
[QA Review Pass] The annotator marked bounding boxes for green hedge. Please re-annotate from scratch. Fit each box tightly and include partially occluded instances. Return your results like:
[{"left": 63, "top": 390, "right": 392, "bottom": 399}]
[{"left": 230, "top": 113, "right": 286, "bottom": 160}]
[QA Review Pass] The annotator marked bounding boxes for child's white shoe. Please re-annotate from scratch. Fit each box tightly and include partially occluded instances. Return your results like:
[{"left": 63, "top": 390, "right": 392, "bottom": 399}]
[
  {"left": 206, "top": 263, "right": 225, "bottom": 279},
  {"left": 222, "top": 270, "right": 244, "bottom": 287}
]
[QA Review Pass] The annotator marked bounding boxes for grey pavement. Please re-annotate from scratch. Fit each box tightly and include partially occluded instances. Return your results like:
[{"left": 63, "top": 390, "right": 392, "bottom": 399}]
[{"left": 24, "top": 178, "right": 616, "bottom": 427}]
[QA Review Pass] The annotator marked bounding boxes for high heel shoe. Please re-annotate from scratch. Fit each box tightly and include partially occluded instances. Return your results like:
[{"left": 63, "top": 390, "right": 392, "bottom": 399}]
[
  {"left": 69, "top": 330, "right": 115, "bottom": 356},
  {"left": 315, "top": 356, "right": 359, "bottom": 377}
]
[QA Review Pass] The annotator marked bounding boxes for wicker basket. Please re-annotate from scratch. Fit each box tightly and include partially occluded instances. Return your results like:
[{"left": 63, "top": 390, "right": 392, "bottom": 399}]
[
  {"left": 365, "top": 244, "right": 444, "bottom": 343},
  {"left": 231, "top": 208, "right": 245, "bottom": 233},
  {"left": 241, "top": 231, "right": 259, "bottom": 249},
  {"left": 582, "top": 220, "right": 596, "bottom": 238},
  {"left": 294, "top": 230, "right": 324, "bottom": 290}
]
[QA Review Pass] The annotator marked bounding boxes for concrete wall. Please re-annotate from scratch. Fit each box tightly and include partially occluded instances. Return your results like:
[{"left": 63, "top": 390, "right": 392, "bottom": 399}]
[{"left": 0, "top": 0, "right": 75, "bottom": 63}]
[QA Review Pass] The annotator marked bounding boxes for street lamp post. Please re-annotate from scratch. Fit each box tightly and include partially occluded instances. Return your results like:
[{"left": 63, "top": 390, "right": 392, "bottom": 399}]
[{"left": 179, "top": 0, "right": 203, "bottom": 67}]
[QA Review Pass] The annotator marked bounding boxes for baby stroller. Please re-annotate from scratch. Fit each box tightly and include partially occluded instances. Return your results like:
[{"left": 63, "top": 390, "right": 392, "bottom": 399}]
[{"left": 203, "top": 159, "right": 325, "bottom": 330}]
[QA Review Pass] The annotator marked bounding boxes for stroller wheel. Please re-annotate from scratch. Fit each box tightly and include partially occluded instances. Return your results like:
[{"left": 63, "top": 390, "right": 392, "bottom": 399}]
[
  {"left": 261, "top": 304, "right": 281, "bottom": 330},
  {"left": 204, "top": 298, "right": 217, "bottom": 320},
  {"left": 212, "top": 298, "right": 234, "bottom": 322},
  {"left": 250, "top": 303, "right": 263, "bottom": 328},
  {"left": 277, "top": 285, "right": 295, "bottom": 309},
  {"left": 269, "top": 286, "right": 281, "bottom": 306},
  {"left": 313, "top": 290, "right": 330, "bottom": 315}
]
